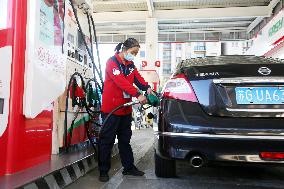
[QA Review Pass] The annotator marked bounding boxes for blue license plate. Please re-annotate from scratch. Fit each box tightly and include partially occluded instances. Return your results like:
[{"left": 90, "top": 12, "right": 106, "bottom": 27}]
[{"left": 235, "top": 87, "right": 284, "bottom": 104}]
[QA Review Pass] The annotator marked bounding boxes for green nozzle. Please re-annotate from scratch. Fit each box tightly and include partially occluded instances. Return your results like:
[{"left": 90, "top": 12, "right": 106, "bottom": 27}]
[{"left": 147, "top": 93, "right": 160, "bottom": 107}]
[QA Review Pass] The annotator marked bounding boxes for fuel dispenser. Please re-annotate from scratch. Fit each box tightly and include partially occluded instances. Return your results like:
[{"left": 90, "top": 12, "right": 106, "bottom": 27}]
[
  {"left": 0, "top": 0, "right": 103, "bottom": 176},
  {"left": 0, "top": 0, "right": 159, "bottom": 176}
]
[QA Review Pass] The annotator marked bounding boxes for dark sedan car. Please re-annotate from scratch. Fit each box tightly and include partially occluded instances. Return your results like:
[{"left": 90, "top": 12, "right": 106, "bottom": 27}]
[{"left": 155, "top": 56, "right": 284, "bottom": 178}]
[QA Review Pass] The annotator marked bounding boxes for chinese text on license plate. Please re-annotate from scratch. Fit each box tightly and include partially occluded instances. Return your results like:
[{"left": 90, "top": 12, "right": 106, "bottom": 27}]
[{"left": 235, "top": 87, "right": 284, "bottom": 104}]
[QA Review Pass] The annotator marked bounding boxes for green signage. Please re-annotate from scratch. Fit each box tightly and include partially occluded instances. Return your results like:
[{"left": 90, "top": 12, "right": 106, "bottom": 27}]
[{"left": 269, "top": 17, "right": 283, "bottom": 37}]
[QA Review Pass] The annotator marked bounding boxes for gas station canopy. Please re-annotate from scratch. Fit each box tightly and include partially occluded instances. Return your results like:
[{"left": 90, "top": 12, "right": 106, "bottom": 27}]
[{"left": 91, "top": 0, "right": 278, "bottom": 42}]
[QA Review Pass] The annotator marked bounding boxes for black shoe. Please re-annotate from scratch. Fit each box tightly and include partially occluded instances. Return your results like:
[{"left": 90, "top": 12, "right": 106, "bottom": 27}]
[
  {"left": 122, "top": 167, "right": 145, "bottom": 176},
  {"left": 99, "top": 172, "right": 109, "bottom": 182}
]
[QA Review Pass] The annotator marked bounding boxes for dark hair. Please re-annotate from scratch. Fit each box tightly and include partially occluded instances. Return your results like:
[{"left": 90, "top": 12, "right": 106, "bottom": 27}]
[{"left": 114, "top": 38, "right": 140, "bottom": 52}]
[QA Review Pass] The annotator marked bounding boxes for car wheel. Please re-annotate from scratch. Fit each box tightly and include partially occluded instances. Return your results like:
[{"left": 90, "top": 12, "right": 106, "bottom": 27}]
[{"left": 155, "top": 152, "right": 176, "bottom": 178}]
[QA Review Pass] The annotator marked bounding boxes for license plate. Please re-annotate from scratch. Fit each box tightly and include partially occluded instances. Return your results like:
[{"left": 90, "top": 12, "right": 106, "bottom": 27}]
[{"left": 235, "top": 87, "right": 284, "bottom": 104}]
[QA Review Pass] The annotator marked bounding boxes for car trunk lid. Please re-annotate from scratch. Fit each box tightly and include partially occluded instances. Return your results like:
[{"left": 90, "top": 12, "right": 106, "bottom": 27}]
[{"left": 179, "top": 56, "right": 284, "bottom": 117}]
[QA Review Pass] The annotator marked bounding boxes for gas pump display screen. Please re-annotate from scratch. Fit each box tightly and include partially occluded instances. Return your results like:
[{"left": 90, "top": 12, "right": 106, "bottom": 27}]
[
  {"left": 77, "top": 30, "right": 91, "bottom": 51},
  {"left": 0, "top": 98, "right": 4, "bottom": 114},
  {"left": 77, "top": 30, "right": 86, "bottom": 51}
]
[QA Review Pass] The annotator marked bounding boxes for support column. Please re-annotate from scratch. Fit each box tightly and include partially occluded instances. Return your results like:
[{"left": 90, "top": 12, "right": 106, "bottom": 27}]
[{"left": 145, "top": 17, "right": 158, "bottom": 70}]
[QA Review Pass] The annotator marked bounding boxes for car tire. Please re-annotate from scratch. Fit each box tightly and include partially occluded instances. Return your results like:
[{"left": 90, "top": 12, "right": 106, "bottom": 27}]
[{"left": 155, "top": 152, "right": 176, "bottom": 178}]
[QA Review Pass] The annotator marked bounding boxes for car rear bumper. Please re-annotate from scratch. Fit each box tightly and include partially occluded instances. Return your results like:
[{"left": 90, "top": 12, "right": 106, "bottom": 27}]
[
  {"left": 155, "top": 131, "right": 284, "bottom": 164},
  {"left": 157, "top": 98, "right": 284, "bottom": 164}
]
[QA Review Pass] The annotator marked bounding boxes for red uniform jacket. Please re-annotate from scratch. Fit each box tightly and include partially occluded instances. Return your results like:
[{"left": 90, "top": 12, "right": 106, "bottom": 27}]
[{"left": 101, "top": 53, "right": 150, "bottom": 115}]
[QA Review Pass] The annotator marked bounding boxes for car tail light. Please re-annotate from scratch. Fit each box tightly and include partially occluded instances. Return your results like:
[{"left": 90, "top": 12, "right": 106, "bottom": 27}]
[
  {"left": 162, "top": 74, "right": 198, "bottom": 102},
  {"left": 260, "top": 152, "right": 284, "bottom": 160}
]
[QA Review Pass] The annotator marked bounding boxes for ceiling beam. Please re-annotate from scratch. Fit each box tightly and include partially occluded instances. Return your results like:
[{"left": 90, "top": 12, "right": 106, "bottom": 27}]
[
  {"left": 95, "top": 24, "right": 145, "bottom": 29},
  {"left": 246, "top": 17, "right": 265, "bottom": 33},
  {"left": 95, "top": 21, "right": 251, "bottom": 31},
  {"left": 160, "top": 27, "right": 247, "bottom": 32},
  {"left": 93, "top": 6, "right": 271, "bottom": 23},
  {"left": 154, "top": 6, "right": 271, "bottom": 21},
  {"left": 159, "top": 21, "right": 252, "bottom": 27},
  {"left": 268, "top": 0, "right": 281, "bottom": 10},
  {"left": 97, "top": 34, "right": 142, "bottom": 37},
  {"left": 158, "top": 31, "right": 245, "bottom": 35},
  {"left": 96, "top": 28, "right": 247, "bottom": 35},
  {"left": 96, "top": 30, "right": 146, "bottom": 34},
  {"left": 146, "top": 0, "right": 154, "bottom": 17}
]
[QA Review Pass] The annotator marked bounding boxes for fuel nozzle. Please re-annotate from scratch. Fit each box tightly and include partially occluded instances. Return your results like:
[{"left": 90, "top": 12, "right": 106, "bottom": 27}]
[
  {"left": 145, "top": 92, "right": 160, "bottom": 107},
  {"left": 87, "top": 83, "right": 100, "bottom": 108},
  {"left": 70, "top": 78, "right": 85, "bottom": 107}
]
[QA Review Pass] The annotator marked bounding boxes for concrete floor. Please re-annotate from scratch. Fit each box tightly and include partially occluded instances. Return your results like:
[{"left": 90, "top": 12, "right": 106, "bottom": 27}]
[
  {"left": 66, "top": 128, "right": 284, "bottom": 189},
  {"left": 66, "top": 128, "right": 155, "bottom": 189},
  {"left": 118, "top": 148, "right": 284, "bottom": 189}
]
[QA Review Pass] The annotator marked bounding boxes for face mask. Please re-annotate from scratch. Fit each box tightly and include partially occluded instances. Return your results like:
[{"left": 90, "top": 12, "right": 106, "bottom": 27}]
[{"left": 124, "top": 52, "right": 135, "bottom": 61}]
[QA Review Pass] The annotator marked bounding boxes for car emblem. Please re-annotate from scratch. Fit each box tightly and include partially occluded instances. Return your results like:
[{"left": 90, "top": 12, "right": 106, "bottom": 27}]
[{"left": 258, "top": 67, "right": 271, "bottom": 76}]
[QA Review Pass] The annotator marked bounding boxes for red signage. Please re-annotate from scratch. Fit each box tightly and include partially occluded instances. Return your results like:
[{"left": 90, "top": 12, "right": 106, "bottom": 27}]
[
  {"left": 142, "top": 60, "right": 147, "bottom": 67},
  {"left": 155, "top": 60, "right": 161, "bottom": 67}
]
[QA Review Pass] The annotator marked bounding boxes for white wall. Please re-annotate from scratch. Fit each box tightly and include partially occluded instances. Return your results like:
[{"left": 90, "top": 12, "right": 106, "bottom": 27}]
[
  {"left": 206, "top": 42, "right": 221, "bottom": 56},
  {"left": 223, "top": 41, "right": 246, "bottom": 55}
]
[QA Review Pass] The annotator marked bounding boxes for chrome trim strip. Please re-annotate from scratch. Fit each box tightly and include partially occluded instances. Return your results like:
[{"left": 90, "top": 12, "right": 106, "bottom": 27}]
[
  {"left": 226, "top": 108, "right": 284, "bottom": 113},
  {"left": 213, "top": 77, "right": 284, "bottom": 84},
  {"left": 155, "top": 132, "right": 284, "bottom": 140}
]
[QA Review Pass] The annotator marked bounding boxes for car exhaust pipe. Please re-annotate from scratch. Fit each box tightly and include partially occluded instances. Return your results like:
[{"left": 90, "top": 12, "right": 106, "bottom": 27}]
[{"left": 189, "top": 155, "right": 204, "bottom": 168}]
